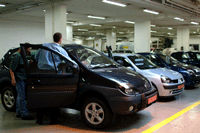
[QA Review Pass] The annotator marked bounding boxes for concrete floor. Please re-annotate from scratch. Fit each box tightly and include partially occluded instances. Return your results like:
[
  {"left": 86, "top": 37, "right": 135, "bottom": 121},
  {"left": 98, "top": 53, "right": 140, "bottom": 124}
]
[{"left": 0, "top": 86, "right": 200, "bottom": 133}]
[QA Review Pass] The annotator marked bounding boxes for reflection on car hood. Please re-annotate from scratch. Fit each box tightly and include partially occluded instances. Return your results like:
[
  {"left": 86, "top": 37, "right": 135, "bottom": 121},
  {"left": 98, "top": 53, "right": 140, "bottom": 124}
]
[
  {"left": 170, "top": 63, "right": 199, "bottom": 71},
  {"left": 140, "top": 68, "right": 182, "bottom": 80},
  {"left": 93, "top": 67, "right": 152, "bottom": 93}
]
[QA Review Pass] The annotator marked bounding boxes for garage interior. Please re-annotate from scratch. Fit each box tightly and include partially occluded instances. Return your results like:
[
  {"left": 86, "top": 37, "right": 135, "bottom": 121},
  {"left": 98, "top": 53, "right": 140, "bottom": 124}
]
[{"left": 1, "top": 0, "right": 200, "bottom": 132}]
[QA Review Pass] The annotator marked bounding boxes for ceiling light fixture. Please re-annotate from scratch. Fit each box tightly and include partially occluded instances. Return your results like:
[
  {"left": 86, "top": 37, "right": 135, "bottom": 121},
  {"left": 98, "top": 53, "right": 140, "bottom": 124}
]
[
  {"left": 66, "top": 12, "right": 68, "bottom": 15},
  {"left": 78, "top": 29, "right": 88, "bottom": 31},
  {"left": 191, "top": 22, "right": 199, "bottom": 25},
  {"left": 43, "top": 9, "right": 46, "bottom": 12},
  {"left": 168, "top": 27, "right": 173, "bottom": 30},
  {"left": 66, "top": 21, "right": 74, "bottom": 24},
  {"left": 193, "top": 32, "right": 196, "bottom": 33},
  {"left": 102, "top": 0, "right": 126, "bottom": 7},
  {"left": 143, "top": 9, "right": 159, "bottom": 15},
  {"left": 119, "top": 32, "right": 124, "bottom": 34},
  {"left": 124, "top": 21, "right": 135, "bottom": 24},
  {"left": 174, "top": 17, "right": 184, "bottom": 21},
  {"left": 151, "top": 31, "right": 157, "bottom": 33},
  {"left": 88, "top": 15, "right": 105, "bottom": 19},
  {"left": 168, "top": 33, "right": 171, "bottom": 34},
  {"left": 90, "top": 24, "right": 102, "bottom": 27},
  {"left": 0, "top": 4, "right": 5, "bottom": 7},
  {"left": 151, "top": 25, "right": 156, "bottom": 27},
  {"left": 96, "top": 33, "right": 104, "bottom": 35}
]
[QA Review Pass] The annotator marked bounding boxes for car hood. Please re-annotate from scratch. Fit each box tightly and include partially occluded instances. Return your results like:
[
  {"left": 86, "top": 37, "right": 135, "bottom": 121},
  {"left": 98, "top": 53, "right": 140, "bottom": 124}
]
[
  {"left": 93, "top": 67, "right": 152, "bottom": 93},
  {"left": 139, "top": 68, "right": 182, "bottom": 80},
  {"left": 170, "top": 62, "right": 199, "bottom": 71}
]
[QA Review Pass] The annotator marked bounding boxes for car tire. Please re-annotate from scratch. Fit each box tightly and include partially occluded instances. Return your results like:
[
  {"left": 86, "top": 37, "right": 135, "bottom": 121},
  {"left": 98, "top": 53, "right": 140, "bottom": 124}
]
[
  {"left": 81, "top": 97, "right": 112, "bottom": 129},
  {"left": 1, "top": 86, "right": 16, "bottom": 112}
]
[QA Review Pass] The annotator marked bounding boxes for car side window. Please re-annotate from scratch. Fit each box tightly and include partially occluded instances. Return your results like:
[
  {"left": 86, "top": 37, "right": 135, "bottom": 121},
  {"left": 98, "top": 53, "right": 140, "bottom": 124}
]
[
  {"left": 149, "top": 55, "right": 164, "bottom": 66},
  {"left": 28, "top": 47, "right": 73, "bottom": 74},
  {"left": 113, "top": 56, "right": 132, "bottom": 67},
  {"left": 182, "top": 53, "right": 189, "bottom": 59}
]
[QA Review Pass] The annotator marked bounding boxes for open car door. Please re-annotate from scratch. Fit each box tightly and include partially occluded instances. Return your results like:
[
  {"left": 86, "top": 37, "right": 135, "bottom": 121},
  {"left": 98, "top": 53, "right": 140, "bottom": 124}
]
[{"left": 20, "top": 44, "right": 79, "bottom": 109}]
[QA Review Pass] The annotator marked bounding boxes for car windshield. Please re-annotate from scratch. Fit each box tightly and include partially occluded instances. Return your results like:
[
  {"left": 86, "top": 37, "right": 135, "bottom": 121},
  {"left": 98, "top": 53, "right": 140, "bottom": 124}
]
[
  {"left": 128, "top": 55, "right": 158, "bottom": 69},
  {"left": 159, "top": 54, "right": 179, "bottom": 65},
  {"left": 68, "top": 47, "right": 119, "bottom": 69}
]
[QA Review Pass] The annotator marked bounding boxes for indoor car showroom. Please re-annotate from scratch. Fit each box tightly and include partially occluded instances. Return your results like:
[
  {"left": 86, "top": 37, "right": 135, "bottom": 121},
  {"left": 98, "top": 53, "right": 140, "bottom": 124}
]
[{"left": 0, "top": 0, "right": 200, "bottom": 133}]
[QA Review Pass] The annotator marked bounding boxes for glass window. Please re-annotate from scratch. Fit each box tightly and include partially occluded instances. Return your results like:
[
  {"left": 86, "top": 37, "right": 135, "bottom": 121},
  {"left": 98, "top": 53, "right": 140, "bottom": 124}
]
[
  {"left": 159, "top": 54, "right": 179, "bottom": 65},
  {"left": 29, "top": 47, "right": 73, "bottom": 74},
  {"left": 69, "top": 47, "right": 118, "bottom": 69},
  {"left": 128, "top": 55, "right": 157, "bottom": 69}
]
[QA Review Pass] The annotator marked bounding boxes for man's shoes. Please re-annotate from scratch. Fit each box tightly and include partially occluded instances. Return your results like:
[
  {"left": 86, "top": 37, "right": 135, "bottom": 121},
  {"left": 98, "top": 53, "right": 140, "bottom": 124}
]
[
  {"left": 16, "top": 114, "right": 21, "bottom": 118},
  {"left": 21, "top": 115, "right": 34, "bottom": 120},
  {"left": 36, "top": 119, "right": 43, "bottom": 125}
]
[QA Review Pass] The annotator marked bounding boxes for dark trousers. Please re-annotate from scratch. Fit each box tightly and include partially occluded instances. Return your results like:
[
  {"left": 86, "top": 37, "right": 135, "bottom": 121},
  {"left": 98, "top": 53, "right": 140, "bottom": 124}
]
[{"left": 36, "top": 107, "right": 60, "bottom": 123}]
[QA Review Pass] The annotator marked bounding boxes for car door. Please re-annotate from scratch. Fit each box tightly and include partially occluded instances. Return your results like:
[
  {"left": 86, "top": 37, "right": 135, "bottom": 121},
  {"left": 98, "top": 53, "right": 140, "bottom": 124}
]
[{"left": 20, "top": 44, "right": 79, "bottom": 109}]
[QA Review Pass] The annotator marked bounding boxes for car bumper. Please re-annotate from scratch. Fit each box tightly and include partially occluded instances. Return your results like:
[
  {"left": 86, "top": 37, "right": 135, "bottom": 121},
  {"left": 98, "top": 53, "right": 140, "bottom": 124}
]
[
  {"left": 161, "top": 83, "right": 185, "bottom": 97},
  {"left": 184, "top": 75, "right": 200, "bottom": 87},
  {"left": 108, "top": 89, "right": 157, "bottom": 115}
]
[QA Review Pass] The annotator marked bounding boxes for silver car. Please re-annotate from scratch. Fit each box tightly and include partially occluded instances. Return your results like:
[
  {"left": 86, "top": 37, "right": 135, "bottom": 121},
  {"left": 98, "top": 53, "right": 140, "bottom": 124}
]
[{"left": 113, "top": 53, "right": 185, "bottom": 97}]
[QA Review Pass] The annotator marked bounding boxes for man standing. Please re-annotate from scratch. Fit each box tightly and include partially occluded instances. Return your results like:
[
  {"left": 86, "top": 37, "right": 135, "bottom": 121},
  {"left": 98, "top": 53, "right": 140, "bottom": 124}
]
[
  {"left": 9, "top": 46, "right": 34, "bottom": 120},
  {"left": 35, "top": 32, "right": 76, "bottom": 72}
]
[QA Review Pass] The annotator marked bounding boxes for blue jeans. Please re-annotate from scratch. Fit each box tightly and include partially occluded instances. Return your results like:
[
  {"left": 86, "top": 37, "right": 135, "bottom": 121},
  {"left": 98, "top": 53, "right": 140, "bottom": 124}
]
[{"left": 16, "top": 80, "right": 28, "bottom": 117}]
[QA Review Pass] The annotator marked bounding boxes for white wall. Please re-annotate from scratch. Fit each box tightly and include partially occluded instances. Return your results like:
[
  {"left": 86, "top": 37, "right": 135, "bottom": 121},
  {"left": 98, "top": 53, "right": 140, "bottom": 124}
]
[
  {"left": 173, "top": 37, "right": 200, "bottom": 50},
  {"left": 0, "top": 14, "right": 45, "bottom": 58}
]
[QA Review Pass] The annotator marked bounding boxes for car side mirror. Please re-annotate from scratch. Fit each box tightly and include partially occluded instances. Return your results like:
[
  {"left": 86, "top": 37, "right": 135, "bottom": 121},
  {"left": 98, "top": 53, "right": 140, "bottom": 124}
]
[{"left": 117, "top": 60, "right": 124, "bottom": 66}]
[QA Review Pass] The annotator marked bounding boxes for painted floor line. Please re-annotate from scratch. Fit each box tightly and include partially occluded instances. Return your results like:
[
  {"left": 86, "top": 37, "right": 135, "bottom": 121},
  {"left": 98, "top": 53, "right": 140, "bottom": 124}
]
[{"left": 142, "top": 100, "right": 200, "bottom": 133}]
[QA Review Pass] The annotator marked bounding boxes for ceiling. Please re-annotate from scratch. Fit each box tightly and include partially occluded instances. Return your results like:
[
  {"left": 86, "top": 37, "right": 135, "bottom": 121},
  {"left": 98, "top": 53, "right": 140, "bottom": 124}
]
[{"left": 1, "top": 0, "right": 200, "bottom": 40}]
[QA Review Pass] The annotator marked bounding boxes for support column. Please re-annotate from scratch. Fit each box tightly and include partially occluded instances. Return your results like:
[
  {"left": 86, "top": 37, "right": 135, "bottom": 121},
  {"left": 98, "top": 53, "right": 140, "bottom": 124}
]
[
  {"left": 94, "top": 39, "right": 102, "bottom": 51},
  {"left": 45, "top": 4, "right": 67, "bottom": 43},
  {"left": 66, "top": 24, "right": 73, "bottom": 44},
  {"left": 106, "top": 31, "right": 116, "bottom": 51},
  {"left": 134, "top": 20, "right": 151, "bottom": 53},
  {"left": 177, "top": 27, "right": 190, "bottom": 51}
]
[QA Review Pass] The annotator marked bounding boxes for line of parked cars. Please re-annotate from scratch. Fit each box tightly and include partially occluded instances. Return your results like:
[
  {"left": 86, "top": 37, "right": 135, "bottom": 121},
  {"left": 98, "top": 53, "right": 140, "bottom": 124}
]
[{"left": 0, "top": 44, "right": 199, "bottom": 129}]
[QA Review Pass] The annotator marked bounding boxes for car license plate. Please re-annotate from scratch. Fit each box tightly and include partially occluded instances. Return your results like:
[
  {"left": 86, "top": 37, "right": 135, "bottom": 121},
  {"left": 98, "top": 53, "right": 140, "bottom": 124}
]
[
  {"left": 178, "top": 84, "right": 184, "bottom": 89},
  {"left": 148, "top": 94, "right": 157, "bottom": 104}
]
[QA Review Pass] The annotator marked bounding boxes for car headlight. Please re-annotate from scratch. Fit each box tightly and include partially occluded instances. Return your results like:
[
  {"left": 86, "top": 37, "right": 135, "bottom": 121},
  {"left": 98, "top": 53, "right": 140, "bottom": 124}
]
[
  {"left": 160, "top": 75, "right": 171, "bottom": 83},
  {"left": 117, "top": 83, "right": 139, "bottom": 95}
]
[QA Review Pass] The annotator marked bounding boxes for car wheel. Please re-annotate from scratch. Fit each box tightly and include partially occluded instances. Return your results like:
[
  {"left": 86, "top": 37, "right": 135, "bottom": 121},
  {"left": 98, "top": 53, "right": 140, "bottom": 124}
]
[
  {"left": 1, "top": 86, "right": 16, "bottom": 112},
  {"left": 81, "top": 97, "right": 112, "bottom": 128}
]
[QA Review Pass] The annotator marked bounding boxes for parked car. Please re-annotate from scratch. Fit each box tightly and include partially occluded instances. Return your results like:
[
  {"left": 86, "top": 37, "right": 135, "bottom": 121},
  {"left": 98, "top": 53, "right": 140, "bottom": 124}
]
[
  {"left": 113, "top": 53, "right": 185, "bottom": 97},
  {"left": 138, "top": 52, "right": 200, "bottom": 87},
  {"left": 171, "top": 51, "right": 200, "bottom": 68},
  {"left": 0, "top": 44, "right": 157, "bottom": 128}
]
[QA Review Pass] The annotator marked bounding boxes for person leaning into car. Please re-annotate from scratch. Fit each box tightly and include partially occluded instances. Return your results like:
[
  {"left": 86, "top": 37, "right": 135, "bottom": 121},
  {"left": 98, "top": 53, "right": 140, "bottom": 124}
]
[
  {"left": 35, "top": 32, "right": 76, "bottom": 73},
  {"left": 9, "top": 43, "right": 34, "bottom": 120},
  {"left": 35, "top": 32, "right": 77, "bottom": 125}
]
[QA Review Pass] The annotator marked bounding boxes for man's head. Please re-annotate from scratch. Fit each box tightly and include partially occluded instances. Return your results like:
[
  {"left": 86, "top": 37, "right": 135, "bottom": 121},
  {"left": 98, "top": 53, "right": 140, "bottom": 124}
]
[{"left": 53, "top": 32, "right": 62, "bottom": 44}]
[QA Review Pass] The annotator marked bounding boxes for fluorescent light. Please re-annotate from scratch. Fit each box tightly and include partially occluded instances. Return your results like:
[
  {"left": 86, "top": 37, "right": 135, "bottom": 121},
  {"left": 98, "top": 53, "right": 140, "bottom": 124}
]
[
  {"left": 66, "top": 21, "right": 74, "bottom": 24},
  {"left": 119, "top": 32, "right": 124, "bottom": 34},
  {"left": 191, "top": 22, "right": 199, "bottom": 25},
  {"left": 43, "top": 10, "right": 46, "bottom": 12},
  {"left": 151, "top": 25, "right": 156, "bottom": 27},
  {"left": 151, "top": 31, "right": 157, "bottom": 33},
  {"left": 66, "top": 12, "right": 68, "bottom": 15},
  {"left": 193, "top": 32, "right": 196, "bottom": 33},
  {"left": 78, "top": 29, "right": 88, "bottom": 31},
  {"left": 168, "top": 27, "right": 173, "bottom": 30},
  {"left": 168, "top": 33, "right": 171, "bottom": 34},
  {"left": 0, "top": 4, "right": 5, "bottom": 7},
  {"left": 124, "top": 21, "right": 135, "bottom": 24},
  {"left": 143, "top": 9, "right": 159, "bottom": 15},
  {"left": 90, "top": 24, "right": 102, "bottom": 27},
  {"left": 96, "top": 33, "right": 104, "bottom": 35},
  {"left": 174, "top": 17, "right": 184, "bottom": 21},
  {"left": 88, "top": 15, "right": 105, "bottom": 19},
  {"left": 102, "top": 0, "right": 126, "bottom": 7}
]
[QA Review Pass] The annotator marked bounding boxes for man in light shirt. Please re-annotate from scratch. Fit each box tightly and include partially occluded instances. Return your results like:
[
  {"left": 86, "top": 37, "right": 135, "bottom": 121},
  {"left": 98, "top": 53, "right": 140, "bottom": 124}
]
[{"left": 35, "top": 32, "right": 76, "bottom": 73}]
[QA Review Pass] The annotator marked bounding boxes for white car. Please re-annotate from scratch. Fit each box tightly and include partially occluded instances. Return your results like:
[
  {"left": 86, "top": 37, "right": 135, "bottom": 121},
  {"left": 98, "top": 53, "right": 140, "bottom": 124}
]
[{"left": 113, "top": 53, "right": 185, "bottom": 97}]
